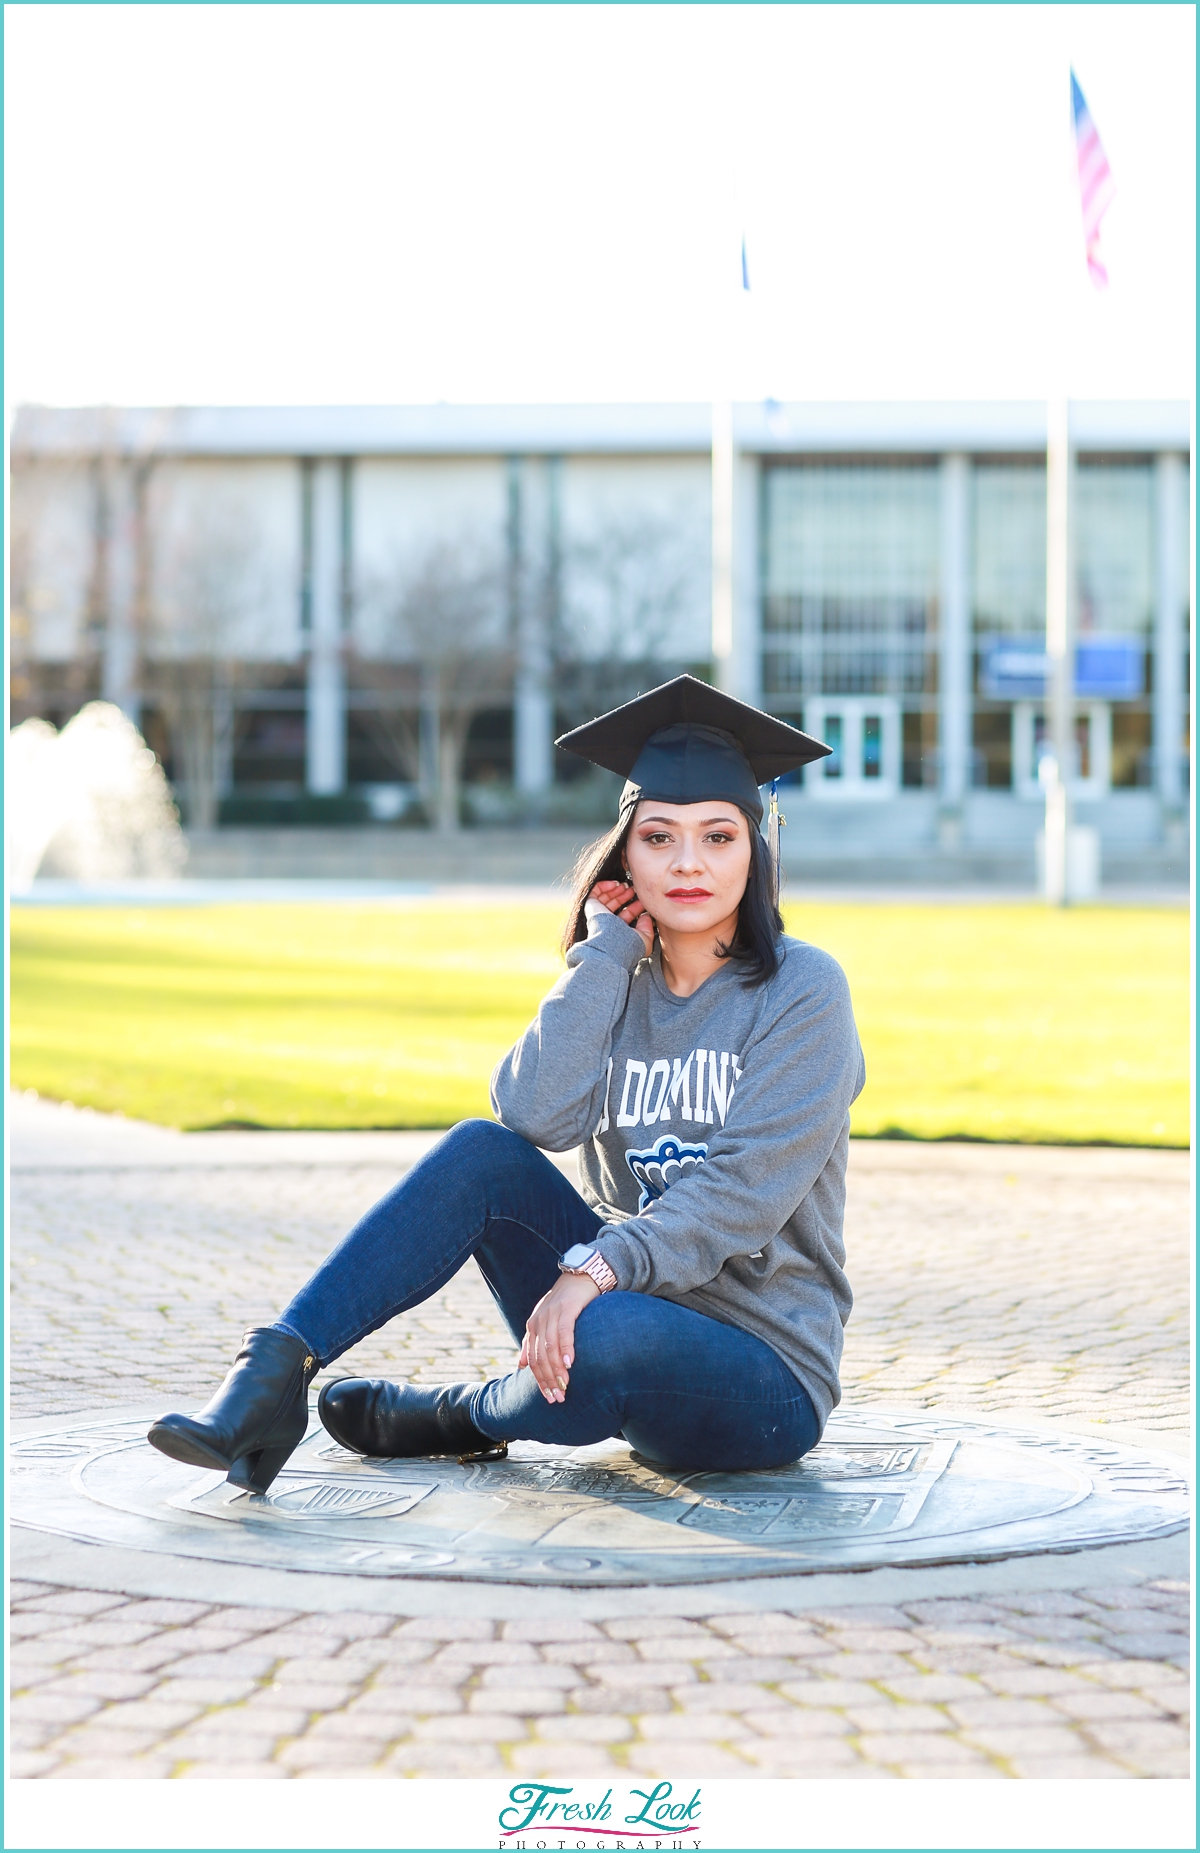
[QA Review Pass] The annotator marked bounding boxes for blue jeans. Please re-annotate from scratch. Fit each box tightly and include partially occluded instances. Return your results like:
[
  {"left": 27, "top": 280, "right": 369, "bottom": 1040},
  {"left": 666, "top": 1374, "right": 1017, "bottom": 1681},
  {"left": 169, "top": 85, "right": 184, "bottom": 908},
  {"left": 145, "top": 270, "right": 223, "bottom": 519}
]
[{"left": 276, "top": 1118, "right": 819, "bottom": 1472}]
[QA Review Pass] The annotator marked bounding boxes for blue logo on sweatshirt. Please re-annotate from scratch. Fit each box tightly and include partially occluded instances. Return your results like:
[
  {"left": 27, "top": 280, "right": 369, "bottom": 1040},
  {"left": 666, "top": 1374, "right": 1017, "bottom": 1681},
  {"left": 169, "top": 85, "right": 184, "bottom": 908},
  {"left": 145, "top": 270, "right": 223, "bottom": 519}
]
[{"left": 624, "top": 1135, "right": 709, "bottom": 1211}]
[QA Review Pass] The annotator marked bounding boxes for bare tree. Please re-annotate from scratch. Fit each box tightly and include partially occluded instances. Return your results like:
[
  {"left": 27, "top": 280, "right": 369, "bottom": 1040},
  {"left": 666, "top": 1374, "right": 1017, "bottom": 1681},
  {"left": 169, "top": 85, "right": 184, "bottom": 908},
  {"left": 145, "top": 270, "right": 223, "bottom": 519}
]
[
  {"left": 8, "top": 466, "right": 48, "bottom": 720},
  {"left": 145, "top": 497, "right": 268, "bottom": 829},
  {"left": 344, "top": 656, "right": 422, "bottom": 789},
  {"left": 555, "top": 508, "right": 704, "bottom": 728},
  {"left": 9, "top": 454, "right": 102, "bottom": 723},
  {"left": 361, "top": 541, "right": 511, "bottom": 833}
]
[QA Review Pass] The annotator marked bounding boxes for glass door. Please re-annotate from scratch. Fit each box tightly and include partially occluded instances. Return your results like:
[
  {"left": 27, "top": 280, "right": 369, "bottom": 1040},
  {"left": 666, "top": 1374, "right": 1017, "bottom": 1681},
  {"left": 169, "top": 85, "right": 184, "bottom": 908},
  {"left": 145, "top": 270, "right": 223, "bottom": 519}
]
[
  {"left": 1011, "top": 702, "right": 1112, "bottom": 800},
  {"left": 803, "top": 698, "right": 900, "bottom": 797}
]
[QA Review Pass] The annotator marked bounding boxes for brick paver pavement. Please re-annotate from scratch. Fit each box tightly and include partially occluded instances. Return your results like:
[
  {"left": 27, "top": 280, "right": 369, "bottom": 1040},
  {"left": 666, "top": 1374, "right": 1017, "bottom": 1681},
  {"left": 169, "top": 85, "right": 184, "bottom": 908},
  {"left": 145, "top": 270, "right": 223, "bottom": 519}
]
[
  {"left": 9, "top": 1119, "right": 1191, "bottom": 1779},
  {"left": 9, "top": 1580, "right": 1190, "bottom": 1780}
]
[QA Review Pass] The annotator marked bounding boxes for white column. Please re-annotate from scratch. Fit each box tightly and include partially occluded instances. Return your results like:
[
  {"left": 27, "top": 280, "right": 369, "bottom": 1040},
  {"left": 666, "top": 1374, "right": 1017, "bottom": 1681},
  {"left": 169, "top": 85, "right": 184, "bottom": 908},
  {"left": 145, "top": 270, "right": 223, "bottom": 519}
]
[
  {"left": 514, "top": 676, "right": 553, "bottom": 792},
  {"left": 305, "top": 458, "right": 346, "bottom": 794},
  {"left": 938, "top": 452, "right": 971, "bottom": 811},
  {"left": 512, "top": 455, "right": 554, "bottom": 795},
  {"left": 1154, "top": 452, "right": 1186, "bottom": 812},
  {"left": 711, "top": 413, "right": 759, "bottom": 705},
  {"left": 711, "top": 400, "right": 735, "bottom": 689},
  {"left": 100, "top": 461, "right": 140, "bottom": 725}
]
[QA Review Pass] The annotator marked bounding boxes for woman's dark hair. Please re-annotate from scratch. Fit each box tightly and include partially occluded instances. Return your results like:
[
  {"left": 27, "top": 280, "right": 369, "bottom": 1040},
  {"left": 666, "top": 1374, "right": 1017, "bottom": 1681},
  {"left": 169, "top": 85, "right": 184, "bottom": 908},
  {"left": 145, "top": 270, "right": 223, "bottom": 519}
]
[{"left": 561, "top": 808, "right": 784, "bottom": 985}]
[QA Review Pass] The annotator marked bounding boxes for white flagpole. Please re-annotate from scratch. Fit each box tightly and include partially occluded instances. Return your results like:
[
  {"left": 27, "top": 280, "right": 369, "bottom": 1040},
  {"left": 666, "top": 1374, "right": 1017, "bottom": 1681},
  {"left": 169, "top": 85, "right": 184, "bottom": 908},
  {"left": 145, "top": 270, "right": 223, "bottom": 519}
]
[
  {"left": 1043, "top": 71, "right": 1077, "bottom": 906},
  {"left": 1043, "top": 393, "right": 1072, "bottom": 904}
]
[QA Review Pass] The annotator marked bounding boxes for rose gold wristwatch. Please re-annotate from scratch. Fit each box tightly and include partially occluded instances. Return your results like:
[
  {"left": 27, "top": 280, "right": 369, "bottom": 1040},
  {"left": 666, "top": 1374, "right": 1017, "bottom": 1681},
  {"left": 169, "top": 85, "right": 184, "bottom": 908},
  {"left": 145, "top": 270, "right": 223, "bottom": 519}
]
[{"left": 558, "top": 1244, "right": 618, "bottom": 1293}]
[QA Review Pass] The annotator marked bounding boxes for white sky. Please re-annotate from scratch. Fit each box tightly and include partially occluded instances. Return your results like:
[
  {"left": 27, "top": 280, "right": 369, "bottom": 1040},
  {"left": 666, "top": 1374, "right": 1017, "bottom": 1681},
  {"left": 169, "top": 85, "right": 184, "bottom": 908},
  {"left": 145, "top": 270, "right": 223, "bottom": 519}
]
[{"left": 4, "top": 3, "right": 1195, "bottom": 409}]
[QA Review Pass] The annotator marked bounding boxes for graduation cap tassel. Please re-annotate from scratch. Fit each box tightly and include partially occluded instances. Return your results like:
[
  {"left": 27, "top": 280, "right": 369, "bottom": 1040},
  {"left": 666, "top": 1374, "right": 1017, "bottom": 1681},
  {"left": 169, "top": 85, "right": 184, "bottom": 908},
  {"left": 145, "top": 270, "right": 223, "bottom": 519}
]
[{"left": 766, "top": 778, "right": 785, "bottom": 905}]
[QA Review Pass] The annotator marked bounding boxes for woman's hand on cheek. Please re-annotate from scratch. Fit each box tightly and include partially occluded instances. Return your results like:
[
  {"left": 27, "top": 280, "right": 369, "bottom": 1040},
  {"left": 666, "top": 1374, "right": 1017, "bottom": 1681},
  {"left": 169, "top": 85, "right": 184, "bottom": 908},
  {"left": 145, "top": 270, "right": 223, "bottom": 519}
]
[
  {"left": 517, "top": 1272, "right": 599, "bottom": 1402},
  {"left": 589, "top": 881, "right": 655, "bottom": 953}
]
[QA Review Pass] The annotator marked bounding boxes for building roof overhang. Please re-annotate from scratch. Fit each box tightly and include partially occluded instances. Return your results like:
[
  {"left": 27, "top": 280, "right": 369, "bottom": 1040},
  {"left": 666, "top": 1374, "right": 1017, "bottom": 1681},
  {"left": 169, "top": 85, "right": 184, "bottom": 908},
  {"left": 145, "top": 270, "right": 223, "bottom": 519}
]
[{"left": 9, "top": 398, "right": 1191, "bottom": 460}]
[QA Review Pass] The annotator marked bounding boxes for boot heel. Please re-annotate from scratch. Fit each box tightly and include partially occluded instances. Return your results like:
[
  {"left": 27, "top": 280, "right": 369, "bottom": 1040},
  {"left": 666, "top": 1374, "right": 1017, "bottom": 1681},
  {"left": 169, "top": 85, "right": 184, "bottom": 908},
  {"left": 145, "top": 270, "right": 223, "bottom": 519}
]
[{"left": 228, "top": 1443, "right": 294, "bottom": 1493}]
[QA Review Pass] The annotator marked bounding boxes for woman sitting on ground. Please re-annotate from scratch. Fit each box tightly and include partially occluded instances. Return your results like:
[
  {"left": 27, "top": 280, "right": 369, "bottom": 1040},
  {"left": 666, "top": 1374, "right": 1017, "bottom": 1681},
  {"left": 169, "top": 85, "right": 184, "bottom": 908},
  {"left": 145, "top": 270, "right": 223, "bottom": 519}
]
[{"left": 148, "top": 677, "right": 865, "bottom": 1487}]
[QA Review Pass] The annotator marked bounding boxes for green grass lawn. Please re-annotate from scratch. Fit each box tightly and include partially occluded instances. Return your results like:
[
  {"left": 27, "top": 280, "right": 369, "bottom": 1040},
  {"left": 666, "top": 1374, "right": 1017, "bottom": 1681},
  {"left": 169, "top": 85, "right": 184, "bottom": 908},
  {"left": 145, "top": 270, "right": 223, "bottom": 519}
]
[{"left": 9, "top": 899, "right": 1190, "bottom": 1146}]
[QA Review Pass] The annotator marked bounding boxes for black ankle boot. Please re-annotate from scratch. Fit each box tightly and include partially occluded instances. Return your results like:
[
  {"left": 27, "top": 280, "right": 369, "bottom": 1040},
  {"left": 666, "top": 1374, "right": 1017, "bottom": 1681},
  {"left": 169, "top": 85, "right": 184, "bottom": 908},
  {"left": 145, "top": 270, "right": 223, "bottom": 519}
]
[
  {"left": 317, "top": 1378, "right": 507, "bottom": 1463},
  {"left": 148, "top": 1328, "right": 318, "bottom": 1492}
]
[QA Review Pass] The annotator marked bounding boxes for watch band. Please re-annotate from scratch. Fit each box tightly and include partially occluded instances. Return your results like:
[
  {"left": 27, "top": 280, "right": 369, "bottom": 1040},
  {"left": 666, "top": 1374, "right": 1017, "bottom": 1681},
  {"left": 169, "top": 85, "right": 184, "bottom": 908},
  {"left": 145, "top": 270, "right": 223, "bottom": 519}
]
[{"left": 559, "top": 1249, "right": 618, "bottom": 1294}]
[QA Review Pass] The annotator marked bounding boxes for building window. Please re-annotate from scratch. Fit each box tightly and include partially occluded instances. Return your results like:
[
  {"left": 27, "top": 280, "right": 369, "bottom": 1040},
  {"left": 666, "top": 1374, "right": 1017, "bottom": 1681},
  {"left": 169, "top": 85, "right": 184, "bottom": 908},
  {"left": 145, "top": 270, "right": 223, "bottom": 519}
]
[
  {"left": 761, "top": 460, "right": 940, "bottom": 703},
  {"left": 1076, "top": 459, "right": 1154, "bottom": 637},
  {"left": 233, "top": 710, "right": 306, "bottom": 789},
  {"left": 1111, "top": 709, "right": 1153, "bottom": 789},
  {"left": 971, "top": 710, "right": 1013, "bottom": 789},
  {"left": 972, "top": 461, "right": 1046, "bottom": 638},
  {"left": 1077, "top": 457, "right": 1154, "bottom": 786},
  {"left": 762, "top": 460, "right": 939, "bottom": 793},
  {"left": 462, "top": 707, "right": 514, "bottom": 786},
  {"left": 902, "top": 708, "right": 939, "bottom": 789},
  {"left": 970, "top": 457, "right": 1159, "bottom": 792},
  {"left": 970, "top": 461, "right": 1044, "bottom": 789}
]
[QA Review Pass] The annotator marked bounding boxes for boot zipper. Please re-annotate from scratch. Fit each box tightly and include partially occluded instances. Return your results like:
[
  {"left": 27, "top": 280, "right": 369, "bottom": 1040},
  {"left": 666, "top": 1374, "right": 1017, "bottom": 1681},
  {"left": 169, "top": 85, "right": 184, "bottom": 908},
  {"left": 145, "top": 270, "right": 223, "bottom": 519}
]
[
  {"left": 457, "top": 1440, "right": 509, "bottom": 1464},
  {"left": 263, "top": 1354, "right": 319, "bottom": 1449}
]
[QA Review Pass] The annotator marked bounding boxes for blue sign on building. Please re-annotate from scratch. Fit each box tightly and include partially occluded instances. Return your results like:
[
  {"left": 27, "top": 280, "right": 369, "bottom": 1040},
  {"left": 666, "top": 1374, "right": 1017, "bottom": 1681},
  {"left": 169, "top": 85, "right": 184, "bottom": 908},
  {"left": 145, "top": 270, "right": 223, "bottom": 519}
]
[
  {"left": 981, "top": 636, "right": 1143, "bottom": 701},
  {"left": 1074, "top": 636, "right": 1144, "bottom": 699},
  {"left": 980, "top": 641, "right": 1048, "bottom": 699}
]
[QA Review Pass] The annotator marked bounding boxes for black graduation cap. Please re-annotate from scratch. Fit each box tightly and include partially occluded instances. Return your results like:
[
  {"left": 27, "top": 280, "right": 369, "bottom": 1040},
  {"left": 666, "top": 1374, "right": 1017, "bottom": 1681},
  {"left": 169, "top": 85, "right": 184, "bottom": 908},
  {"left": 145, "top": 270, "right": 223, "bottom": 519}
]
[{"left": 555, "top": 674, "right": 831, "bottom": 825}]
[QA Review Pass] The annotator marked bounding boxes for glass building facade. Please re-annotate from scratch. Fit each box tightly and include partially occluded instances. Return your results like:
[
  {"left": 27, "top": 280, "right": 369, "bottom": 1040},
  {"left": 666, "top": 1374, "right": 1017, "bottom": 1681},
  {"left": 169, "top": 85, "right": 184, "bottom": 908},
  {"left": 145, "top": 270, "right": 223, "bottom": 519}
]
[
  {"left": 971, "top": 458, "right": 1164, "bottom": 791},
  {"left": 761, "top": 460, "right": 941, "bottom": 788},
  {"left": 763, "top": 453, "right": 1189, "bottom": 799},
  {"left": 10, "top": 398, "right": 1188, "bottom": 866},
  {"left": 971, "top": 460, "right": 1046, "bottom": 789}
]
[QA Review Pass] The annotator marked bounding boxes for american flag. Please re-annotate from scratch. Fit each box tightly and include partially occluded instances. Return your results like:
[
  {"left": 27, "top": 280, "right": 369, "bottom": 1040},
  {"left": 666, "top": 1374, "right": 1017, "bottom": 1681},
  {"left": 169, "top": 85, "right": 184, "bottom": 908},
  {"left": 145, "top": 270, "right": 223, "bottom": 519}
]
[{"left": 1071, "top": 69, "right": 1116, "bottom": 289}]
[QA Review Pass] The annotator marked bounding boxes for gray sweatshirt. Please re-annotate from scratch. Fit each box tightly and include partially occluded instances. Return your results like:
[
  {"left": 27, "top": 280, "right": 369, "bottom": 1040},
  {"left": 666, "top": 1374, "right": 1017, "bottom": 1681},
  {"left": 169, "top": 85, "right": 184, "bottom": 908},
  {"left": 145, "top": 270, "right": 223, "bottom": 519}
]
[{"left": 490, "top": 904, "right": 866, "bottom": 1431}]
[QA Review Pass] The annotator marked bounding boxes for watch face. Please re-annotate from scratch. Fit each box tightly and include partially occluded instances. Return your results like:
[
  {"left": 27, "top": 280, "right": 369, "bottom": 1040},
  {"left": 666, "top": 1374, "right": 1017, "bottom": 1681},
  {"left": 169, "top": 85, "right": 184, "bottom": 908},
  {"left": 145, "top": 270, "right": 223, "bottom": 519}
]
[{"left": 561, "top": 1244, "right": 596, "bottom": 1269}]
